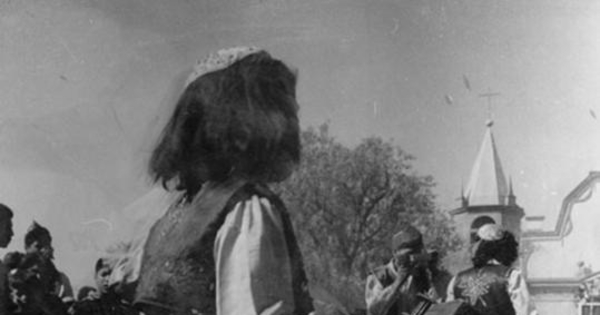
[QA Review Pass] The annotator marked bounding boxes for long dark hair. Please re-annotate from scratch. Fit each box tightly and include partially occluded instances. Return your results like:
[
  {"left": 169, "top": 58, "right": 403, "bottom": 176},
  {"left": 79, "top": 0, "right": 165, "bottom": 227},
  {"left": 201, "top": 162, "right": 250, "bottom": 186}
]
[
  {"left": 149, "top": 51, "right": 300, "bottom": 198},
  {"left": 471, "top": 230, "right": 519, "bottom": 268}
]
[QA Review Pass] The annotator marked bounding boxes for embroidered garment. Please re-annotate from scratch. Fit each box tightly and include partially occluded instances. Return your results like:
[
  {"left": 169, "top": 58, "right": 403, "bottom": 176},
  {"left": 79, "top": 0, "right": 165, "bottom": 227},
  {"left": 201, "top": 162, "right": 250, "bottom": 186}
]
[
  {"left": 135, "top": 180, "right": 313, "bottom": 315},
  {"left": 447, "top": 264, "right": 537, "bottom": 315}
]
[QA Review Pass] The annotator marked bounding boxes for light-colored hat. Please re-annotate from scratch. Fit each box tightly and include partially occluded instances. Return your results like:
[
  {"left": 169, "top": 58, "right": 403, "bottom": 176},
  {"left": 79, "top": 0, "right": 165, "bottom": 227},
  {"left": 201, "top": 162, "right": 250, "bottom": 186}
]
[
  {"left": 477, "top": 224, "right": 505, "bottom": 241},
  {"left": 185, "top": 46, "right": 262, "bottom": 86}
]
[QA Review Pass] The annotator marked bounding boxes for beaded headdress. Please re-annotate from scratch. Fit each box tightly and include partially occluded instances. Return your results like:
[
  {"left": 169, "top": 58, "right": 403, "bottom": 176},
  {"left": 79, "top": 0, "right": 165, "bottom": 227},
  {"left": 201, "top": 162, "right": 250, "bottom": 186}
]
[{"left": 185, "top": 46, "right": 262, "bottom": 87}]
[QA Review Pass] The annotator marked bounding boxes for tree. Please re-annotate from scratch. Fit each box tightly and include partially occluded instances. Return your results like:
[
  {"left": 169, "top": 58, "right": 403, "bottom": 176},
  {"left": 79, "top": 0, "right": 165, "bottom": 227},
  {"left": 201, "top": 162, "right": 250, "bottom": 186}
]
[{"left": 275, "top": 124, "right": 461, "bottom": 310}]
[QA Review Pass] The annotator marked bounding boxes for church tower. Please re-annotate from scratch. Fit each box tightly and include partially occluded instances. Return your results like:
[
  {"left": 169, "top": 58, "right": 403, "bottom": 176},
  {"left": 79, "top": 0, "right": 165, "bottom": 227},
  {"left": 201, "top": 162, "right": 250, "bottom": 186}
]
[{"left": 449, "top": 119, "right": 525, "bottom": 271}]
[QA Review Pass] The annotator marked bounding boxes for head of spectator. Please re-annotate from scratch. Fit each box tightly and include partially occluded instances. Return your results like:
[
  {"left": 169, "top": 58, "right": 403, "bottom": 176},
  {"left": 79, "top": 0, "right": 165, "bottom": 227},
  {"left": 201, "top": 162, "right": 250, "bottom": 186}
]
[
  {"left": 391, "top": 224, "right": 425, "bottom": 270},
  {"left": 25, "top": 221, "right": 54, "bottom": 261},
  {"left": 77, "top": 286, "right": 98, "bottom": 301},
  {"left": 0, "top": 204, "right": 14, "bottom": 248},
  {"left": 94, "top": 258, "right": 116, "bottom": 296}
]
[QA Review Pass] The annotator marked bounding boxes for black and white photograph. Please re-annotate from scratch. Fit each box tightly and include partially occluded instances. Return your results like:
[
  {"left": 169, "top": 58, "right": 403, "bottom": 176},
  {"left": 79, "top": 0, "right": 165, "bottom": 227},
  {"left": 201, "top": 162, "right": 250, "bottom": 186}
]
[{"left": 1, "top": 1, "right": 599, "bottom": 314}]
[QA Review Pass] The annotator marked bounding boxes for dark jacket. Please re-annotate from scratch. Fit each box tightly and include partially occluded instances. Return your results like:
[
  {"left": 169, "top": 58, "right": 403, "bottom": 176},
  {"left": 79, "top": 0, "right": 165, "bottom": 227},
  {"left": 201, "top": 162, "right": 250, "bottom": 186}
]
[{"left": 453, "top": 264, "right": 515, "bottom": 315}]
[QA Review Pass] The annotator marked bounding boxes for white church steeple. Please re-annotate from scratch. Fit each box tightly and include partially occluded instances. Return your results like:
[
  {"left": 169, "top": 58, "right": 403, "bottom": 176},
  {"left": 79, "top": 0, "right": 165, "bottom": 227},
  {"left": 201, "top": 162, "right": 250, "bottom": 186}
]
[{"left": 463, "top": 119, "right": 509, "bottom": 206}]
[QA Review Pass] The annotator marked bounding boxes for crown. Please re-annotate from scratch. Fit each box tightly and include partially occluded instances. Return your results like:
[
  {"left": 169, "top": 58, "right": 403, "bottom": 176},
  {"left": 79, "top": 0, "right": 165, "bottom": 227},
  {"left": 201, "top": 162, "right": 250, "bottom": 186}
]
[{"left": 185, "top": 46, "right": 262, "bottom": 87}]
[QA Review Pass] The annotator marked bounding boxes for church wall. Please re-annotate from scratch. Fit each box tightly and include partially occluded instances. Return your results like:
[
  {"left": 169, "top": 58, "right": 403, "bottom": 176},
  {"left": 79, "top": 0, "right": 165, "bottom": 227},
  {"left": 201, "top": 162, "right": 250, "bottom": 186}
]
[
  {"left": 522, "top": 173, "right": 600, "bottom": 315},
  {"left": 531, "top": 292, "right": 578, "bottom": 315},
  {"left": 501, "top": 207, "right": 523, "bottom": 238},
  {"left": 525, "top": 178, "right": 600, "bottom": 280}
]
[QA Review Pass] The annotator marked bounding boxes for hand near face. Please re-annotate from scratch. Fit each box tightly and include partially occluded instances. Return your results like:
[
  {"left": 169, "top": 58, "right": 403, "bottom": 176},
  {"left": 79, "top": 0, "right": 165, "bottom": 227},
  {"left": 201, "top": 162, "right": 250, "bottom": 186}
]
[{"left": 393, "top": 247, "right": 414, "bottom": 270}]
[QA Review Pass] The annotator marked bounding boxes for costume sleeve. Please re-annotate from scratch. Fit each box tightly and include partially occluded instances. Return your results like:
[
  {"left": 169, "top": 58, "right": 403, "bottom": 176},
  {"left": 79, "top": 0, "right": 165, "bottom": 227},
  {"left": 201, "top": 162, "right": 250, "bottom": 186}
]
[
  {"left": 365, "top": 271, "right": 411, "bottom": 315},
  {"left": 214, "top": 195, "right": 295, "bottom": 315},
  {"left": 445, "top": 276, "right": 456, "bottom": 302},
  {"left": 507, "top": 269, "right": 537, "bottom": 315}
]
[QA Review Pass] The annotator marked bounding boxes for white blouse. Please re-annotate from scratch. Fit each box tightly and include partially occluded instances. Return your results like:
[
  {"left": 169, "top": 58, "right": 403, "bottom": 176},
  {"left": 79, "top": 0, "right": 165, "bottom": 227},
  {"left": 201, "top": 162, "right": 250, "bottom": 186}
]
[{"left": 214, "top": 195, "right": 296, "bottom": 315}]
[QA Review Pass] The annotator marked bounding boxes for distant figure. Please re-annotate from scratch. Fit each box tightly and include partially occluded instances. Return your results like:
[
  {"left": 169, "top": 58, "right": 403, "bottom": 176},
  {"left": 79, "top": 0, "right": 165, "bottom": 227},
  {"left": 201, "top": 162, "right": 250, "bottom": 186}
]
[
  {"left": 24, "top": 222, "right": 74, "bottom": 306},
  {"left": 134, "top": 47, "right": 314, "bottom": 315},
  {"left": 76, "top": 286, "right": 97, "bottom": 302},
  {"left": 447, "top": 224, "right": 537, "bottom": 315},
  {"left": 576, "top": 261, "right": 593, "bottom": 278},
  {"left": 365, "top": 225, "right": 438, "bottom": 315},
  {"left": 70, "top": 258, "right": 139, "bottom": 315},
  {"left": 0, "top": 204, "right": 15, "bottom": 314}
]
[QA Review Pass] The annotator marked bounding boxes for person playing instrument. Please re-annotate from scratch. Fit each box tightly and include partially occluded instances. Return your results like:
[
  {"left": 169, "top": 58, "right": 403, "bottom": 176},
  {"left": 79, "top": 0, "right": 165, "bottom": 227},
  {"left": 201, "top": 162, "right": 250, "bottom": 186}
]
[{"left": 365, "top": 225, "right": 438, "bottom": 315}]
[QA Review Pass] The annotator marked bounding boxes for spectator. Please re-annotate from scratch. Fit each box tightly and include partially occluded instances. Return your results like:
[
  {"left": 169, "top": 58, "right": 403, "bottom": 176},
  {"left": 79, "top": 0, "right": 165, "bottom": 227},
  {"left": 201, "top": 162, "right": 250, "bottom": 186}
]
[
  {"left": 76, "top": 286, "right": 97, "bottom": 302},
  {"left": 0, "top": 204, "right": 15, "bottom": 313},
  {"left": 365, "top": 225, "right": 438, "bottom": 315},
  {"left": 70, "top": 258, "right": 139, "bottom": 315},
  {"left": 7, "top": 252, "right": 68, "bottom": 315}
]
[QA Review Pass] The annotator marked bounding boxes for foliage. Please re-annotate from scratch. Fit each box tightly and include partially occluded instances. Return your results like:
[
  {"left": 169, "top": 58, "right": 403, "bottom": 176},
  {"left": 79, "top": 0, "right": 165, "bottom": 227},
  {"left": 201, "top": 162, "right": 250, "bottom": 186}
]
[{"left": 275, "top": 123, "right": 461, "bottom": 310}]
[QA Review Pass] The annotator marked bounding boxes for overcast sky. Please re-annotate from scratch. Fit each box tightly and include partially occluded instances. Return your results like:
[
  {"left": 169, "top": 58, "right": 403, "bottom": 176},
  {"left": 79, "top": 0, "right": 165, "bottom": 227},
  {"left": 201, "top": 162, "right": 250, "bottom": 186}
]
[{"left": 1, "top": 0, "right": 599, "bottom": 288}]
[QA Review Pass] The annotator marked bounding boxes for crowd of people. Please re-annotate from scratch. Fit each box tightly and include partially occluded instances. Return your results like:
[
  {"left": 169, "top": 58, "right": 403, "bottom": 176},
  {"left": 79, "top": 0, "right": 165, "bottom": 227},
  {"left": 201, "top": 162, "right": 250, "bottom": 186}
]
[
  {"left": 0, "top": 47, "right": 538, "bottom": 315},
  {"left": 365, "top": 224, "right": 537, "bottom": 315},
  {"left": 0, "top": 205, "right": 139, "bottom": 315}
]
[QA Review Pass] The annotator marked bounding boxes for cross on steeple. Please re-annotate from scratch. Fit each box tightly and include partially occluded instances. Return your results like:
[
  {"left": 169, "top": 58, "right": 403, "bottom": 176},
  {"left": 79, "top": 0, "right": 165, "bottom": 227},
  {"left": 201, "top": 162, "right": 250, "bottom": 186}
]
[{"left": 478, "top": 88, "right": 501, "bottom": 120}]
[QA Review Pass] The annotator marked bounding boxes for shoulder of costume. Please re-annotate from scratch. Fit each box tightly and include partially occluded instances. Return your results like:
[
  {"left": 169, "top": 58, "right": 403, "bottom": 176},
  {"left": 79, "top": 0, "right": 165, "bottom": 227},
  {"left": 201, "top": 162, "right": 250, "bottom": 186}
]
[{"left": 228, "top": 181, "right": 281, "bottom": 207}]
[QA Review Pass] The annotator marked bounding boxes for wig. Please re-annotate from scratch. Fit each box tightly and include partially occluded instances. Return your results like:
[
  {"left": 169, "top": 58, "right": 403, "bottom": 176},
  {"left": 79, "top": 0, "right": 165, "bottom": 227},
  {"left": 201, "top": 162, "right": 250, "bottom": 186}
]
[
  {"left": 471, "top": 230, "right": 519, "bottom": 268},
  {"left": 149, "top": 50, "right": 300, "bottom": 197}
]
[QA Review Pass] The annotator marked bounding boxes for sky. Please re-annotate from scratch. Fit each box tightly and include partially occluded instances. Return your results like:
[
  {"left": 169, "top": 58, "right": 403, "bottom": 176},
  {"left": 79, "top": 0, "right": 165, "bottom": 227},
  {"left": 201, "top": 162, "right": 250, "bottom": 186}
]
[{"left": 1, "top": 0, "right": 599, "bottom": 288}]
